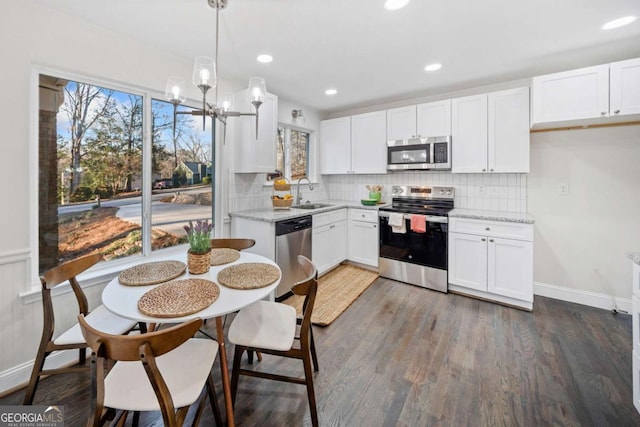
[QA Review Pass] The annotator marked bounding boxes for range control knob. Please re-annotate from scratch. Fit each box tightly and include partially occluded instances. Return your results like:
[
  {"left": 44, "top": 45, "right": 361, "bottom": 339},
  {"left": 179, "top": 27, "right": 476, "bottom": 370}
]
[{"left": 440, "top": 189, "right": 445, "bottom": 195}]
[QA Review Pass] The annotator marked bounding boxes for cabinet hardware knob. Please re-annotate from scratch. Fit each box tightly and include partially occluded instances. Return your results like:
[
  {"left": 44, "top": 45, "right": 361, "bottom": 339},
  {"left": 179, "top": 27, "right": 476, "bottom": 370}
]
[
  {"left": 482, "top": 168, "right": 486, "bottom": 172},
  {"left": 490, "top": 169, "right": 494, "bottom": 172},
  {"left": 373, "top": 225, "right": 377, "bottom": 228},
  {"left": 601, "top": 111, "right": 607, "bottom": 116},
  {"left": 482, "top": 238, "right": 486, "bottom": 242},
  {"left": 485, "top": 227, "right": 490, "bottom": 231},
  {"left": 489, "top": 239, "right": 494, "bottom": 243},
  {"left": 614, "top": 110, "right": 620, "bottom": 114}
]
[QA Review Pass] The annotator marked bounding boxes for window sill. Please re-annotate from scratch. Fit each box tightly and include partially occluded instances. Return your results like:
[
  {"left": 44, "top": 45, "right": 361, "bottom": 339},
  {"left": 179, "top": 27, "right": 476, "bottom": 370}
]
[{"left": 20, "top": 245, "right": 188, "bottom": 304}]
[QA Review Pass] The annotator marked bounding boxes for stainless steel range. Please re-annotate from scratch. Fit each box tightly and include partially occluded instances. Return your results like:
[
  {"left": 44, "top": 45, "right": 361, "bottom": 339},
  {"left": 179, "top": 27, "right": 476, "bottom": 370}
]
[{"left": 378, "top": 186, "right": 454, "bottom": 292}]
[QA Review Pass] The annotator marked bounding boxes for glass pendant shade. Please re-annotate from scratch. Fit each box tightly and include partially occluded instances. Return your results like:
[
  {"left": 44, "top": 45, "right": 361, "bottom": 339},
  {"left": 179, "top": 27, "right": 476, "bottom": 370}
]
[
  {"left": 165, "top": 77, "right": 187, "bottom": 103},
  {"left": 219, "top": 94, "right": 234, "bottom": 112},
  {"left": 192, "top": 56, "right": 216, "bottom": 90},
  {"left": 247, "top": 77, "right": 267, "bottom": 103}
]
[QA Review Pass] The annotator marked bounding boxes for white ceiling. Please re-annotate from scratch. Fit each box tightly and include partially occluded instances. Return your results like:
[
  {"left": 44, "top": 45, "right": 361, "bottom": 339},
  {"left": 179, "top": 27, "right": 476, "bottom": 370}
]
[{"left": 33, "top": 0, "right": 640, "bottom": 114}]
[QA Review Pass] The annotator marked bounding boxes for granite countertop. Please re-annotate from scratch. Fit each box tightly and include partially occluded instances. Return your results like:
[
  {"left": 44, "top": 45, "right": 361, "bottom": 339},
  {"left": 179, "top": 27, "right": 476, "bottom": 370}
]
[
  {"left": 628, "top": 252, "right": 640, "bottom": 265},
  {"left": 449, "top": 208, "right": 535, "bottom": 224},
  {"left": 229, "top": 199, "right": 388, "bottom": 223}
]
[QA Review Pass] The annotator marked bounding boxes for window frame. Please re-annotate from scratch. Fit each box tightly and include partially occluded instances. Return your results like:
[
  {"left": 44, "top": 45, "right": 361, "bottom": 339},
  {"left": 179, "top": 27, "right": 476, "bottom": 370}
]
[{"left": 274, "top": 122, "right": 314, "bottom": 183}]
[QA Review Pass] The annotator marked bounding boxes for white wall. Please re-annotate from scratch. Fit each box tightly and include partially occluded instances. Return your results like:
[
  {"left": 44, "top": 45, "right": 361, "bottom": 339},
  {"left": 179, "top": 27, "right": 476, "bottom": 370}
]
[{"left": 528, "top": 125, "right": 640, "bottom": 303}]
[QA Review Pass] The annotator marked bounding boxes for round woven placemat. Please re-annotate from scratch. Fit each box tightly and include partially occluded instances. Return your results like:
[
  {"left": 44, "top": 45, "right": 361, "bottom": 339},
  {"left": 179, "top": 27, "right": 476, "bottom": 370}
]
[
  {"left": 118, "top": 260, "right": 186, "bottom": 286},
  {"left": 217, "top": 263, "right": 280, "bottom": 290},
  {"left": 137, "top": 279, "right": 220, "bottom": 318},
  {"left": 210, "top": 248, "right": 240, "bottom": 266}
]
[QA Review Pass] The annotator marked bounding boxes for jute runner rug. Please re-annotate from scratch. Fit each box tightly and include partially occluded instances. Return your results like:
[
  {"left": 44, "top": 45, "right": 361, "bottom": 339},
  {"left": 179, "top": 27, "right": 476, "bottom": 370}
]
[{"left": 282, "top": 264, "right": 378, "bottom": 326}]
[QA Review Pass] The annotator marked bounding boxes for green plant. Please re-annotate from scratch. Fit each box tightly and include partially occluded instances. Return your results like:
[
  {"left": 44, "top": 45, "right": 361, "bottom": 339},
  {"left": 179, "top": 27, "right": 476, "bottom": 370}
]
[{"left": 183, "top": 220, "right": 212, "bottom": 254}]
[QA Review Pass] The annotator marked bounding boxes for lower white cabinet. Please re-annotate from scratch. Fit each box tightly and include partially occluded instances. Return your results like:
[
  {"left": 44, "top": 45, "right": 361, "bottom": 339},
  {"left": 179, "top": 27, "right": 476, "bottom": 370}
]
[
  {"left": 347, "top": 209, "right": 378, "bottom": 267},
  {"left": 631, "top": 260, "right": 640, "bottom": 414},
  {"left": 312, "top": 209, "right": 347, "bottom": 275},
  {"left": 448, "top": 217, "right": 533, "bottom": 310}
]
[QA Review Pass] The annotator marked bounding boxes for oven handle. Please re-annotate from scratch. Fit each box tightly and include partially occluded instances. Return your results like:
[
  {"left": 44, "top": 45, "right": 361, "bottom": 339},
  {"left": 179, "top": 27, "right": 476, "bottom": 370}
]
[{"left": 378, "top": 211, "right": 448, "bottom": 224}]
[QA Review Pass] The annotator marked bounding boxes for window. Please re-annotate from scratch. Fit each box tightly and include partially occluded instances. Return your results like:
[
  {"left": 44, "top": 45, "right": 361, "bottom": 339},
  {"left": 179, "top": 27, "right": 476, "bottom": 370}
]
[
  {"left": 38, "top": 74, "right": 213, "bottom": 274},
  {"left": 276, "top": 126, "right": 310, "bottom": 181}
]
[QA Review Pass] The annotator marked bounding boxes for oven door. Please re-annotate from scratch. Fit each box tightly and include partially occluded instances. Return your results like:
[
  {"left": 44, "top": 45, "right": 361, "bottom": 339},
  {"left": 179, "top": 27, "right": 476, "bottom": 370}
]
[
  {"left": 378, "top": 212, "right": 448, "bottom": 270},
  {"left": 387, "top": 140, "right": 432, "bottom": 170}
]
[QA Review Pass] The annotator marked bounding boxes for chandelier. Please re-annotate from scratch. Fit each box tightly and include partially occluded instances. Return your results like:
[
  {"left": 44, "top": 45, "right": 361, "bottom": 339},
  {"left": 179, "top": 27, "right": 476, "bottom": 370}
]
[{"left": 164, "top": 0, "right": 266, "bottom": 138}]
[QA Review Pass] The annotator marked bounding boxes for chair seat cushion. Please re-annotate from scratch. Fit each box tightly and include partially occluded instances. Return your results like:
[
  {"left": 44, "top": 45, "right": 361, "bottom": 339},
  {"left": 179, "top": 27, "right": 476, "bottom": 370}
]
[
  {"left": 54, "top": 304, "right": 137, "bottom": 346},
  {"left": 104, "top": 338, "right": 218, "bottom": 411},
  {"left": 228, "top": 301, "right": 297, "bottom": 351}
]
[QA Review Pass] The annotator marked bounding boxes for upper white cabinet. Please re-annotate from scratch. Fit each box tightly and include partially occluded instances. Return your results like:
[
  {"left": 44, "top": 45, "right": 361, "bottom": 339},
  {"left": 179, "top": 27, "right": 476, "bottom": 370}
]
[
  {"left": 320, "top": 117, "right": 351, "bottom": 174},
  {"left": 532, "top": 57, "right": 640, "bottom": 128},
  {"left": 386, "top": 100, "right": 451, "bottom": 140},
  {"left": 452, "top": 87, "right": 529, "bottom": 173},
  {"left": 320, "top": 111, "right": 386, "bottom": 175},
  {"left": 234, "top": 91, "right": 278, "bottom": 173},
  {"left": 611, "top": 57, "right": 640, "bottom": 116}
]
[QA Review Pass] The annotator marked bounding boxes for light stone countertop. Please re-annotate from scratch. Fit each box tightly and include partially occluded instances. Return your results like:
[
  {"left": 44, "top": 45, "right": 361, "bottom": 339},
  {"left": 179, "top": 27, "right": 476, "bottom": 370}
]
[
  {"left": 229, "top": 199, "right": 388, "bottom": 223},
  {"left": 628, "top": 252, "right": 640, "bottom": 265},
  {"left": 449, "top": 208, "right": 535, "bottom": 224}
]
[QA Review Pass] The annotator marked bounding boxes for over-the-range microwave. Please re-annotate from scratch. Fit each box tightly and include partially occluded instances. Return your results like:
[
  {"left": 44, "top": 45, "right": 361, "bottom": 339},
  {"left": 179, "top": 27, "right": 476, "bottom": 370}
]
[{"left": 387, "top": 136, "right": 451, "bottom": 171}]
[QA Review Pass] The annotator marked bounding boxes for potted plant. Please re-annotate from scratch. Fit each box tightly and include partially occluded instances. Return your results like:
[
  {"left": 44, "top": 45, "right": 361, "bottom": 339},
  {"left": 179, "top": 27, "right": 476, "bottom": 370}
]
[{"left": 184, "top": 219, "right": 213, "bottom": 274}]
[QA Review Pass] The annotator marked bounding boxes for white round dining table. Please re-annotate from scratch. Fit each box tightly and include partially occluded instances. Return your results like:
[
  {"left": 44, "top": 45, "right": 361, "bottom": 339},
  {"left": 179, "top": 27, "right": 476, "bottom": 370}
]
[{"left": 101, "top": 250, "right": 281, "bottom": 427}]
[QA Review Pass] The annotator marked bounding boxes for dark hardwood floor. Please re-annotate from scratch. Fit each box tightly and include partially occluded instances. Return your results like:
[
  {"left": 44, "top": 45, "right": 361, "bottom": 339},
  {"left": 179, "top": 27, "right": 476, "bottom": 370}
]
[{"left": 2, "top": 277, "right": 638, "bottom": 426}]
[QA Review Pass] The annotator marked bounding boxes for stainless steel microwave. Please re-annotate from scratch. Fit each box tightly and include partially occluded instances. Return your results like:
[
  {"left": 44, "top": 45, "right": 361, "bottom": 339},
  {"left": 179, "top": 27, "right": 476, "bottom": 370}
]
[{"left": 387, "top": 136, "right": 451, "bottom": 171}]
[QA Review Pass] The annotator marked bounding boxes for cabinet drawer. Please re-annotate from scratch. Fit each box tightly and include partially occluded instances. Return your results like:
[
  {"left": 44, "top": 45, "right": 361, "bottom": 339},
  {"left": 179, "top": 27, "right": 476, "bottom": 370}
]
[
  {"left": 349, "top": 209, "right": 378, "bottom": 223},
  {"left": 314, "top": 208, "right": 347, "bottom": 228},
  {"left": 449, "top": 217, "right": 533, "bottom": 241}
]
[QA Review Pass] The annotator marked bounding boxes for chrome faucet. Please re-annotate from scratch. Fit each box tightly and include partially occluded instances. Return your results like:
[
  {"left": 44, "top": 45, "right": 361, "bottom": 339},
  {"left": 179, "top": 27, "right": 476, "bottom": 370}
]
[{"left": 296, "top": 176, "right": 313, "bottom": 205}]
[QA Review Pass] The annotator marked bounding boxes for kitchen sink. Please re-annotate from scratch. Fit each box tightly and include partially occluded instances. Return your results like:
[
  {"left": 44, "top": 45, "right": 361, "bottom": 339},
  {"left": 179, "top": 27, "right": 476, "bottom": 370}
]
[{"left": 292, "top": 203, "right": 333, "bottom": 210}]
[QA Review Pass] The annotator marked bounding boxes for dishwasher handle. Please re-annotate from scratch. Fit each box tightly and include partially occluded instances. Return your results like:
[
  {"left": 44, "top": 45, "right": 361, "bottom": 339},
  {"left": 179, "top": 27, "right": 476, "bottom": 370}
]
[{"left": 276, "top": 216, "right": 313, "bottom": 236}]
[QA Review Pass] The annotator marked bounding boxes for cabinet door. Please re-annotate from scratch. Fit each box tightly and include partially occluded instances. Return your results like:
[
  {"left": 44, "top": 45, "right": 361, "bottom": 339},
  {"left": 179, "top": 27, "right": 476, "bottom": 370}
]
[
  {"left": 348, "top": 220, "right": 379, "bottom": 267},
  {"left": 452, "top": 94, "right": 488, "bottom": 173},
  {"left": 234, "top": 91, "right": 277, "bottom": 173},
  {"left": 448, "top": 232, "right": 487, "bottom": 291},
  {"left": 351, "top": 111, "right": 387, "bottom": 174},
  {"left": 610, "top": 57, "right": 640, "bottom": 116},
  {"left": 332, "top": 220, "right": 348, "bottom": 266},
  {"left": 386, "top": 106, "right": 417, "bottom": 140},
  {"left": 488, "top": 87, "right": 530, "bottom": 173},
  {"left": 320, "top": 117, "right": 351, "bottom": 174},
  {"left": 531, "top": 64, "right": 609, "bottom": 125},
  {"left": 312, "top": 224, "right": 333, "bottom": 274},
  {"left": 416, "top": 99, "right": 451, "bottom": 137},
  {"left": 487, "top": 237, "right": 533, "bottom": 302}
]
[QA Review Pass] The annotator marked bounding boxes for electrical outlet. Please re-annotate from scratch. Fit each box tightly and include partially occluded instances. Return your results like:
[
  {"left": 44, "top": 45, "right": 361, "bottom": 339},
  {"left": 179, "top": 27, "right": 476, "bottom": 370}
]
[{"left": 557, "top": 183, "right": 569, "bottom": 195}]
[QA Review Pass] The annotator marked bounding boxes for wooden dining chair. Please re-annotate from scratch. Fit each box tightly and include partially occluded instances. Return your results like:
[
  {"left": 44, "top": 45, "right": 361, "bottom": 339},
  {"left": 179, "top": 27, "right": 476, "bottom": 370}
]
[
  {"left": 79, "top": 315, "right": 223, "bottom": 427},
  {"left": 210, "top": 238, "right": 256, "bottom": 251},
  {"left": 229, "top": 255, "right": 319, "bottom": 427},
  {"left": 23, "top": 253, "right": 139, "bottom": 405}
]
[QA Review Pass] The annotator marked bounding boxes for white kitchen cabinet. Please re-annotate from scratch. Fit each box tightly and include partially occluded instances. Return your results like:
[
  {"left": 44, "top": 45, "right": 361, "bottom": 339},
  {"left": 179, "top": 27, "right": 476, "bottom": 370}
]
[
  {"left": 387, "top": 100, "right": 451, "bottom": 140},
  {"left": 611, "top": 57, "right": 640, "bottom": 116},
  {"left": 631, "top": 259, "right": 640, "bottom": 414},
  {"left": 451, "top": 94, "right": 488, "bottom": 173},
  {"left": 452, "top": 88, "right": 529, "bottom": 173},
  {"left": 320, "top": 112, "right": 386, "bottom": 175},
  {"left": 320, "top": 117, "right": 351, "bottom": 174},
  {"left": 416, "top": 99, "right": 452, "bottom": 137},
  {"left": 230, "top": 216, "right": 275, "bottom": 260},
  {"left": 312, "top": 209, "right": 347, "bottom": 275},
  {"left": 386, "top": 105, "right": 417, "bottom": 140},
  {"left": 347, "top": 209, "right": 378, "bottom": 267},
  {"left": 234, "top": 91, "right": 278, "bottom": 173},
  {"left": 448, "top": 217, "right": 533, "bottom": 310},
  {"left": 351, "top": 111, "right": 387, "bottom": 174}
]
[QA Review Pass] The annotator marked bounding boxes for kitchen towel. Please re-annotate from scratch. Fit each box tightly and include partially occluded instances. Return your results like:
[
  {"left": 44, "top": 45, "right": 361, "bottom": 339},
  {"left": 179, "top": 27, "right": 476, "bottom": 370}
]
[
  {"left": 410, "top": 214, "right": 427, "bottom": 233},
  {"left": 388, "top": 213, "right": 406, "bottom": 234}
]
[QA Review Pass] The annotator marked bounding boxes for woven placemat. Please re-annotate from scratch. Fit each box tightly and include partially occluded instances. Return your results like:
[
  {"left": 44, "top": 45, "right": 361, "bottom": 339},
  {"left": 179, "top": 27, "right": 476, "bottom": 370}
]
[
  {"left": 217, "top": 263, "right": 280, "bottom": 290},
  {"left": 118, "top": 260, "right": 186, "bottom": 286},
  {"left": 210, "top": 248, "right": 240, "bottom": 266},
  {"left": 137, "top": 279, "right": 220, "bottom": 318}
]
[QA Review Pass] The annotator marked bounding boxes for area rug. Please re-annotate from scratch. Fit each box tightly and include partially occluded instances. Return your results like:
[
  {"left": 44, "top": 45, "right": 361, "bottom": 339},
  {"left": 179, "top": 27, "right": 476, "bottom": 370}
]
[{"left": 282, "top": 264, "right": 379, "bottom": 326}]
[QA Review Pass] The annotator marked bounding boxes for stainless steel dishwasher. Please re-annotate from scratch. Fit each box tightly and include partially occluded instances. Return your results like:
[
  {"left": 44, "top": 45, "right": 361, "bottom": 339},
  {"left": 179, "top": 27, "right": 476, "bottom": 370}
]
[{"left": 275, "top": 215, "right": 312, "bottom": 300}]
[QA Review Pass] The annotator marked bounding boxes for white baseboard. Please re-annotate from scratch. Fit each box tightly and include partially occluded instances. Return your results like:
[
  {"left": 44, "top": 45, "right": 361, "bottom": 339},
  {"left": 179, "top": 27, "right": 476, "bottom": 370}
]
[
  {"left": 0, "top": 349, "right": 87, "bottom": 397},
  {"left": 534, "top": 281, "right": 632, "bottom": 314}
]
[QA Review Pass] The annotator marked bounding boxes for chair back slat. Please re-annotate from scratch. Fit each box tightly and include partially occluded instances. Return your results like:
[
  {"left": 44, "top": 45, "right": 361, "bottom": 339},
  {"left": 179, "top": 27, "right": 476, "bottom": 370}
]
[
  {"left": 210, "top": 238, "right": 256, "bottom": 251},
  {"left": 292, "top": 256, "right": 318, "bottom": 344},
  {"left": 78, "top": 315, "right": 202, "bottom": 361},
  {"left": 42, "top": 253, "right": 103, "bottom": 289}
]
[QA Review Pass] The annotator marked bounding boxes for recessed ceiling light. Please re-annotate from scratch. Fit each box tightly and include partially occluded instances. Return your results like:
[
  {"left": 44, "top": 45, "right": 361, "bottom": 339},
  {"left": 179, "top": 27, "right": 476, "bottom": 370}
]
[
  {"left": 602, "top": 16, "right": 637, "bottom": 30},
  {"left": 257, "top": 54, "right": 273, "bottom": 63},
  {"left": 384, "top": 0, "right": 410, "bottom": 11},
  {"left": 424, "top": 63, "right": 442, "bottom": 72},
  {"left": 325, "top": 89, "right": 338, "bottom": 95}
]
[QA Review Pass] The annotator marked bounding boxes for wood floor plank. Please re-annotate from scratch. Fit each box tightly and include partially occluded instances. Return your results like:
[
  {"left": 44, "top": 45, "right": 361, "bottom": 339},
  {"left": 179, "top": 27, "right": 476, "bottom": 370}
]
[{"left": 3, "top": 277, "right": 639, "bottom": 426}]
